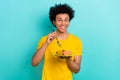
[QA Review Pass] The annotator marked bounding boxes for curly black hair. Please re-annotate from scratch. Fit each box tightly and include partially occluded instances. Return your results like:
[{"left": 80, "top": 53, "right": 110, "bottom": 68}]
[{"left": 49, "top": 3, "right": 75, "bottom": 24}]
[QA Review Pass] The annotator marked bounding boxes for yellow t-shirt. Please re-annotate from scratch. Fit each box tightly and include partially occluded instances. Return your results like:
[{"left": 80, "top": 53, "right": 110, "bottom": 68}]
[{"left": 37, "top": 34, "right": 82, "bottom": 80}]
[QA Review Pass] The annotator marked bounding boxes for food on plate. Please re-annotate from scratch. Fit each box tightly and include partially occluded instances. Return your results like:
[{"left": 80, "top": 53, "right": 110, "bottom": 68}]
[{"left": 55, "top": 50, "right": 72, "bottom": 58}]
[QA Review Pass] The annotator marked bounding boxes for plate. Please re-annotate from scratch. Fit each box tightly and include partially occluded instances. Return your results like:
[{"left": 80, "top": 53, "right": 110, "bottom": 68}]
[{"left": 55, "top": 54, "right": 72, "bottom": 59}]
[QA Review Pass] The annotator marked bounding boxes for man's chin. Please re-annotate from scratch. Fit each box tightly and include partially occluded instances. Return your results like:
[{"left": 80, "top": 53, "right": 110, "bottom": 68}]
[
  {"left": 60, "top": 31, "right": 65, "bottom": 33},
  {"left": 57, "top": 29, "right": 66, "bottom": 33}
]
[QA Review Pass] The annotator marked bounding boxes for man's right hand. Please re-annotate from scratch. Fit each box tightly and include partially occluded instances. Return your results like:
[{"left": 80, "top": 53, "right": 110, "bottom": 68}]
[{"left": 45, "top": 31, "right": 57, "bottom": 45}]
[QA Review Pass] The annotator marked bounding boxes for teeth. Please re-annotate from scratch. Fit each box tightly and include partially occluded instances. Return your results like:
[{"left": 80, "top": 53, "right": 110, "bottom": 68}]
[{"left": 61, "top": 26, "right": 65, "bottom": 29}]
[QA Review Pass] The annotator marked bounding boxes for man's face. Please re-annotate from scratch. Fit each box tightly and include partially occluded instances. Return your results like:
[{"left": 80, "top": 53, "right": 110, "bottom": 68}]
[{"left": 53, "top": 13, "right": 70, "bottom": 33}]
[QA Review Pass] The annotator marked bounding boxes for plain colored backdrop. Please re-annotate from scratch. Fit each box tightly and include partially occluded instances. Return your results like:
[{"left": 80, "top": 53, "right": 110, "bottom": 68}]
[{"left": 0, "top": 0, "right": 120, "bottom": 80}]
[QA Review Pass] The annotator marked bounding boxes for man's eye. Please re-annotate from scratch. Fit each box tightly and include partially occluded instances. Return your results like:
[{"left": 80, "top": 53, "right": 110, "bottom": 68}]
[
  {"left": 58, "top": 20, "right": 62, "bottom": 22},
  {"left": 65, "top": 20, "right": 69, "bottom": 22}
]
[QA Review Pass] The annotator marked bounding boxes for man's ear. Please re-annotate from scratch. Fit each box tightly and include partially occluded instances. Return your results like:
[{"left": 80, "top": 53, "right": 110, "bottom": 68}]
[{"left": 53, "top": 20, "right": 56, "bottom": 25}]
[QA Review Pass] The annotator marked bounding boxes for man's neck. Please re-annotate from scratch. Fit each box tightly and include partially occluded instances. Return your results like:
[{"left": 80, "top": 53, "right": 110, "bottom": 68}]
[{"left": 56, "top": 31, "right": 69, "bottom": 40}]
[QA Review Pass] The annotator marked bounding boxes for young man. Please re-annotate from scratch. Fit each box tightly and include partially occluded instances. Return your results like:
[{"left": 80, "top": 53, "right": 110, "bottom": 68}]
[{"left": 32, "top": 3, "right": 82, "bottom": 80}]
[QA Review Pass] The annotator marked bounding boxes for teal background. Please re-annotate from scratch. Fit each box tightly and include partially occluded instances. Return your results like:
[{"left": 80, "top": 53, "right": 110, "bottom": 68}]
[{"left": 0, "top": 0, "right": 120, "bottom": 80}]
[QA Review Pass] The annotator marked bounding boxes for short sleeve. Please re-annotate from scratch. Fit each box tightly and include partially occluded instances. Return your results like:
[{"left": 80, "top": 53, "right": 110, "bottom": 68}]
[
  {"left": 37, "top": 36, "right": 47, "bottom": 50},
  {"left": 75, "top": 39, "right": 82, "bottom": 56}
]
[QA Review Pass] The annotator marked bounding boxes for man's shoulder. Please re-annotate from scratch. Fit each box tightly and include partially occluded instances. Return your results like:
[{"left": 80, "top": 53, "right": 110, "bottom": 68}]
[
  {"left": 38, "top": 35, "right": 47, "bottom": 42},
  {"left": 41, "top": 35, "right": 47, "bottom": 39},
  {"left": 70, "top": 34, "right": 81, "bottom": 41}
]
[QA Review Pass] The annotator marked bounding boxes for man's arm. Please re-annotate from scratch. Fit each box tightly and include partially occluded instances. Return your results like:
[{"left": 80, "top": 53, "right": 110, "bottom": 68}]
[
  {"left": 66, "top": 56, "right": 82, "bottom": 73},
  {"left": 32, "top": 32, "right": 57, "bottom": 66},
  {"left": 32, "top": 42, "right": 48, "bottom": 66}
]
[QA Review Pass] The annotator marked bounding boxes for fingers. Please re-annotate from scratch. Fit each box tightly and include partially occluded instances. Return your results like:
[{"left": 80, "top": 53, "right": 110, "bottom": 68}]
[
  {"left": 46, "top": 31, "right": 57, "bottom": 44},
  {"left": 48, "top": 32, "right": 57, "bottom": 41}
]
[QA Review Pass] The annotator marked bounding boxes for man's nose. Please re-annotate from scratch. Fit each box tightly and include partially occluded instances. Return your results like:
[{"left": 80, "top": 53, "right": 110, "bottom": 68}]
[{"left": 61, "top": 20, "right": 65, "bottom": 25}]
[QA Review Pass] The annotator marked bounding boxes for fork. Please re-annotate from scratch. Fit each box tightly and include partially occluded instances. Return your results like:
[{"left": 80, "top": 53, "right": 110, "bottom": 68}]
[{"left": 55, "top": 37, "right": 62, "bottom": 47}]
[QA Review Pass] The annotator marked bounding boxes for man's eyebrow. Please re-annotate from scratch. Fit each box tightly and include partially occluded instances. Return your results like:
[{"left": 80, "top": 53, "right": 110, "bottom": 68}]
[
  {"left": 64, "top": 17, "right": 69, "bottom": 19},
  {"left": 56, "top": 18, "right": 69, "bottom": 20},
  {"left": 56, "top": 18, "right": 62, "bottom": 19}
]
